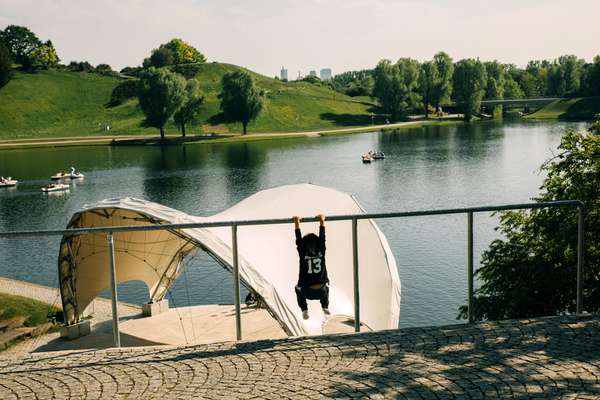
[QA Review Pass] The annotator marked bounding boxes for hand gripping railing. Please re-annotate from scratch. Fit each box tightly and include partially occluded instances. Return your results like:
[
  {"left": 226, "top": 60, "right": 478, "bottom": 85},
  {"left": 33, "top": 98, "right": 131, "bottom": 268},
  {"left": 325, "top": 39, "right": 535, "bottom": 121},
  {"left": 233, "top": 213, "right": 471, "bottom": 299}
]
[{"left": 0, "top": 200, "right": 585, "bottom": 347}]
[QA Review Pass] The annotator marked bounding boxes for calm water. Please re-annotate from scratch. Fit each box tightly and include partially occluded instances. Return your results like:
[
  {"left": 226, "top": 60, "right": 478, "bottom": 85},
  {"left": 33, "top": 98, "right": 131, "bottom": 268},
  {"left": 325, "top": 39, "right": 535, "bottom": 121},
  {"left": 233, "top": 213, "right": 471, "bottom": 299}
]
[{"left": 0, "top": 120, "right": 586, "bottom": 328}]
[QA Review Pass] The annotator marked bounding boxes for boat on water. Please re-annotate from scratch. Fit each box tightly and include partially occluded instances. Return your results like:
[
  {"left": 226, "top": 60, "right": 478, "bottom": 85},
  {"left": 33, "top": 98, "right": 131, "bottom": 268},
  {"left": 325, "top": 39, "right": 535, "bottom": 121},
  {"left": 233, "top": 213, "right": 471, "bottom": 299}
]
[
  {"left": 69, "top": 167, "right": 84, "bottom": 179},
  {"left": 0, "top": 177, "right": 18, "bottom": 187},
  {"left": 42, "top": 183, "right": 70, "bottom": 193},
  {"left": 372, "top": 151, "right": 385, "bottom": 160},
  {"left": 362, "top": 154, "right": 372, "bottom": 163},
  {"left": 51, "top": 171, "right": 69, "bottom": 180}
]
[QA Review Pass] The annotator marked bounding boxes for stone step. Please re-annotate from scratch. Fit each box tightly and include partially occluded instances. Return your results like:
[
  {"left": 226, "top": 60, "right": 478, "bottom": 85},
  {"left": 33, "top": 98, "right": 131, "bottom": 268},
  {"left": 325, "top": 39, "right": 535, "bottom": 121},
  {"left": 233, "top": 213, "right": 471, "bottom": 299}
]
[
  {"left": 0, "top": 327, "right": 35, "bottom": 350},
  {"left": 0, "top": 316, "right": 26, "bottom": 333}
]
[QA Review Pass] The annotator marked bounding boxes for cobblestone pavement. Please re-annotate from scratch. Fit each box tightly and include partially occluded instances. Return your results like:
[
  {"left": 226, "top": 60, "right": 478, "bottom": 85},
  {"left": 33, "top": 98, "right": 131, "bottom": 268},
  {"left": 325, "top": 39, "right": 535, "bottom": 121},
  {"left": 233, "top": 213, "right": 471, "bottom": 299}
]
[{"left": 1, "top": 315, "right": 599, "bottom": 399}]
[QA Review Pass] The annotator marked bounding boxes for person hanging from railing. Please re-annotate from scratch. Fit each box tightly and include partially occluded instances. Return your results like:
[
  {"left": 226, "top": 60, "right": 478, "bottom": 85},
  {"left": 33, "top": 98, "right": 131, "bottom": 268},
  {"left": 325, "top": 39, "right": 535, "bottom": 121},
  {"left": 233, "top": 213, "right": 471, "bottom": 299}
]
[{"left": 293, "top": 214, "right": 330, "bottom": 320}]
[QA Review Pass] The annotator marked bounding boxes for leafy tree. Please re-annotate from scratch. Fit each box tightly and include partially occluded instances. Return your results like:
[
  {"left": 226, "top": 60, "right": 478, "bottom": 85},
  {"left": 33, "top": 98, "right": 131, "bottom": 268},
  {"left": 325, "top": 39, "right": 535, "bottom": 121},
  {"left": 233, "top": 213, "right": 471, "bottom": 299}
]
[
  {"left": 431, "top": 51, "right": 454, "bottom": 110},
  {"left": 452, "top": 59, "right": 487, "bottom": 121},
  {"left": 219, "top": 71, "right": 263, "bottom": 135},
  {"left": 143, "top": 38, "right": 206, "bottom": 68},
  {"left": 137, "top": 67, "right": 187, "bottom": 139},
  {"left": 503, "top": 76, "right": 524, "bottom": 99},
  {"left": 28, "top": 40, "right": 59, "bottom": 69},
  {"left": 461, "top": 120, "right": 600, "bottom": 321},
  {"left": 0, "top": 25, "right": 40, "bottom": 65},
  {"left": 120, "top": 66, "right": 144, "bottom": 78},
  {"left": 484, "top": 61, "right": 505, "bottom": 118},
  {"left": 548, "top": 55, "right": 583, "bottom": 96},
  {"left": 148, "top": 47, "right": 174, "bottom": 68},
  {"left": 0, "top": 40, "right": 12, "bottom": 88},
  {"left": 581, "top": 56, "right": 600, "bottom": 96},
  {"left": 372, "top": 58, "right": 420, "bottom": 121},
  {"left": 173, "top": 79, "right": 204, "bottom": 137},
  {"left": 419, "top": 61, "right": 439, "bottom": 118}
]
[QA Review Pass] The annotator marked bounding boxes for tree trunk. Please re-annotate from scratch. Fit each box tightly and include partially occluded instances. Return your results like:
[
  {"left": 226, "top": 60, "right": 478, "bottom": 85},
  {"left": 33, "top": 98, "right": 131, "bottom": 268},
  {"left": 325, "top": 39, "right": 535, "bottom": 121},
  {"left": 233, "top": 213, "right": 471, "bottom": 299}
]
[
  {"left": 424, "top": 97, "right": 429, "bottom": 119},
  {"left": 160, "top": 126, "right": 165, "bottom": 140},
  {"left": 181, "top": 122, "right": 186, "bottom": 137},
  {"left": 242, "top": 121, "right": 247, "bottom": 135}
]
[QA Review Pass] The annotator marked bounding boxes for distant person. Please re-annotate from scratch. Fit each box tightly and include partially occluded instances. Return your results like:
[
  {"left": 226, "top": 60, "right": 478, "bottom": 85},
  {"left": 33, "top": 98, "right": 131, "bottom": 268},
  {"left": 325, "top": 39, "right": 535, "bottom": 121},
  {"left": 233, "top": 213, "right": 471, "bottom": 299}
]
[{"left": 293, "top": 214, "right": 330, "bottom": 320}]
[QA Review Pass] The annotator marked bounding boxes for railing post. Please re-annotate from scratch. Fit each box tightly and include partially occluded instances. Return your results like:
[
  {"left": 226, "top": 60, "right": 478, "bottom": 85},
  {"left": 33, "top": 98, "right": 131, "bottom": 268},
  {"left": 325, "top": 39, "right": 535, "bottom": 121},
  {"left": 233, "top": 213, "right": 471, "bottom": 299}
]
[
  {"left": 352, "top": 218, "right": 360, "bottom": 332},
  {"left": 106, "top": 232, "right": 121, "bottom": 348},
  {"left": 577, "top": 205, "right": 585, "bottom": 315},
  {"left": 467, "top": 212, "right": 474, "bottom": 324},
  {"left": 232, "top": 224, "right": 242, "bottom": 341}
]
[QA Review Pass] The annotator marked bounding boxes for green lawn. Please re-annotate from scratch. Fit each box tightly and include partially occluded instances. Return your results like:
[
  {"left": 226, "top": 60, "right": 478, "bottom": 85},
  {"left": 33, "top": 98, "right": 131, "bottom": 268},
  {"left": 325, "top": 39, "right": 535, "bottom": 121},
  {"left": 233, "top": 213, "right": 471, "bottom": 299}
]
[
  {"left": 526, "top": 97, "right": 600, "bottom": 120},
  {"left": 0, "top": 64, "right": 380, "bottom": 139},
  {"left": 0, "top": 293, "right": 61, "bottom": 327}
]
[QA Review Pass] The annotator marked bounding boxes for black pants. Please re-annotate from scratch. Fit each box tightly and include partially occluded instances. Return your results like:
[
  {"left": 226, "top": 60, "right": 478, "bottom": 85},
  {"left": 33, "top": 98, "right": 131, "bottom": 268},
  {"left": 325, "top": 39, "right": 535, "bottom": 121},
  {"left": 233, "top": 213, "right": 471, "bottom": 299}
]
[{"left": 295, "top": 284, "right": 329, "bottom": 311}]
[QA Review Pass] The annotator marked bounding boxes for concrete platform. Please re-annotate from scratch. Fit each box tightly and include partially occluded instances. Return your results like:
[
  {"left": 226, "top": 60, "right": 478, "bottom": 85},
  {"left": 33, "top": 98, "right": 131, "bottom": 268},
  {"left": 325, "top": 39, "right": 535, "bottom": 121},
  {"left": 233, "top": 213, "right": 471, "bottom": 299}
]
[{"left": 121, "top": 304, "right": 287, "bottom": 345}]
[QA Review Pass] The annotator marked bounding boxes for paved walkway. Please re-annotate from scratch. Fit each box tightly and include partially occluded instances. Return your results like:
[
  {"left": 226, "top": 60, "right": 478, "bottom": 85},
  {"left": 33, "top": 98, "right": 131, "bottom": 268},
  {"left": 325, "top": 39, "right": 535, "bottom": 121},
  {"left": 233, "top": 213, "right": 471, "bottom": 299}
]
[{"left": 1, "top": 315, "right": 599, "bottom": 399}]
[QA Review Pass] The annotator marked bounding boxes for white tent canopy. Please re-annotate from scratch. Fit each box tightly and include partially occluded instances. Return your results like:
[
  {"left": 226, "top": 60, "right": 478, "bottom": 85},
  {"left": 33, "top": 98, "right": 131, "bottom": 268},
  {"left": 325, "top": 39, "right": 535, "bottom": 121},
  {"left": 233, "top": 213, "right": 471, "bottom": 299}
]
[{"left": 58, "top": 183, "right": 401, "bottom": 336}]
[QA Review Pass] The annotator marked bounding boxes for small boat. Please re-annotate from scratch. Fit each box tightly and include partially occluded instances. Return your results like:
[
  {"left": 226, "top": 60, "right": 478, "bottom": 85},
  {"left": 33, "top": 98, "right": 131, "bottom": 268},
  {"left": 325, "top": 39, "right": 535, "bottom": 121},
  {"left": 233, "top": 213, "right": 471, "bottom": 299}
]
[
  {"left": 362, "top": 154, "right": 372, "bottom": 163},
  {"left": 42, "top": 183, "right": 70, "bottom": 193},
  {"left": 0, "top": 177, "right": 18, "bottom": 187},
  {"left": 51, "top": 171, "right": 69, "bottom": 180},
  {"left": 69, "top": 167, "right": 84, "bottom": 179},
  {"left": 372, "top": 151, "right": 386, "bottom": 160}
]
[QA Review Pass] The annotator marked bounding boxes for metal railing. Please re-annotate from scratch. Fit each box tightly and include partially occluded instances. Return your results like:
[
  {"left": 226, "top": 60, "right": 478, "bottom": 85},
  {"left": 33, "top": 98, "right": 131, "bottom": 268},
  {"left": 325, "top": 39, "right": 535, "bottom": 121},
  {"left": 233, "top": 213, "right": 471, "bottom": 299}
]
[{"left": 0, "top": 200, "right": 585, "bottom": 347}]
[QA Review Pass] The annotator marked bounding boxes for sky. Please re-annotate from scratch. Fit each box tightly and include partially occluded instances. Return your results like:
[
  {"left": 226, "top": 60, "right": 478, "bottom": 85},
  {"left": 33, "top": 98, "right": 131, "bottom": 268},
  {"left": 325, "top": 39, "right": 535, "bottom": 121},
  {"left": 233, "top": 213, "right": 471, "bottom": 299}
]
[{"left": 1, "top": 0, "right": 598, "bottom": 77}]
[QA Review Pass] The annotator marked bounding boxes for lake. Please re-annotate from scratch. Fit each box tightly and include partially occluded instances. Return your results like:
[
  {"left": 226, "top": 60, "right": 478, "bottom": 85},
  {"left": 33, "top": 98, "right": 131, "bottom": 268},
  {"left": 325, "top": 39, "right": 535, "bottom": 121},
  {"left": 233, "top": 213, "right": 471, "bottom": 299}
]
[{"left": 0, "top": 120, "right": 587, "bottom": 328}]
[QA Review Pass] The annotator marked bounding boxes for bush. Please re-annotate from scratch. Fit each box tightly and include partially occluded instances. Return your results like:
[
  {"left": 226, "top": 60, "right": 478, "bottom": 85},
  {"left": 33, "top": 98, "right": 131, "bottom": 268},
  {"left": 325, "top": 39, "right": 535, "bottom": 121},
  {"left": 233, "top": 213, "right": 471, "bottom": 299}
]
[
  {"left": 172, "top": 63, "right": 202, "bottom": 79},
  {"left": 109, "top": 79, "right": 139, "bottom": 106},
  {"left": 67, "top": 61, "right": 94, "bottom": 72}
]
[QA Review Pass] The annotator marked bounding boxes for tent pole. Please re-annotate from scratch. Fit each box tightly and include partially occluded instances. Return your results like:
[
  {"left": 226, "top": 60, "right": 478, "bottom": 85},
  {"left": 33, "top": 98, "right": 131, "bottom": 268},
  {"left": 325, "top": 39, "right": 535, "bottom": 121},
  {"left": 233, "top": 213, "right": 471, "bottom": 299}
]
[
  {"left": 352, "top": 218, "right": 360, "bottom": 332},
  {"left": 467, "top": 212, "right": 474, "bottom": 324},
  {"left": 107, "top": 232, "right": 121, "bottom": 348},
  {"left": 232, "top": 225, "right": 242, "bottom": 340},
  {"left": 577, "top": 205, "right": 585, "bottom": 314}
]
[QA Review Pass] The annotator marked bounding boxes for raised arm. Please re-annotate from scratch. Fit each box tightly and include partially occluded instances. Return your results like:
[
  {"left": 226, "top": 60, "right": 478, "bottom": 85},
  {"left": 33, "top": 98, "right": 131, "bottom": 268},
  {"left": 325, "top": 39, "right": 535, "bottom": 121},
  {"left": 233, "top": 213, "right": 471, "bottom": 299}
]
[
  {"left": 293, "top": 216, "right": 302, "bottom": 249},
  {"left": 317, "top": 214, "right": 326, "bottom": 250}
]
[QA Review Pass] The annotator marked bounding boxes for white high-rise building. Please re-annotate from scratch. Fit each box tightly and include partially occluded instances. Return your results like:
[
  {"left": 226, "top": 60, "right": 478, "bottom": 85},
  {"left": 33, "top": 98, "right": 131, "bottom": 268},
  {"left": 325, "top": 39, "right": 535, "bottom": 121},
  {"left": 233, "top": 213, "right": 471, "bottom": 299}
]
[
  {"left": 280, "top": 67, "right": 288, "bottom": 81},
  {"left": 320, "top": 68, "right": 332, "bottom": 81}
]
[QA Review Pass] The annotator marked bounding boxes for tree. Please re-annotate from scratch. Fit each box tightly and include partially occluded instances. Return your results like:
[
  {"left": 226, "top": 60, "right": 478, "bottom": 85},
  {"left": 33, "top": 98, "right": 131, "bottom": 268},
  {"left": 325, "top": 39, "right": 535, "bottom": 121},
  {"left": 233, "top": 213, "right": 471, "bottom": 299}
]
[
  {"left": 582, "top": 56, "right": 600, "bottom": 96},
  {"left": 452, "top": 59, "right": 487, "bottom": 121},
  {"left": 137, "top": 67, "right": 187, "bottom": 139},
  {"left": 431, "top": 51, "right": 454, "bottom": 110},
  {"left": 461, "top": 120, "right": 600, "bottom": 321},
  {"left": 148, "top": 47, "right": 174, "bottom": 68},
  {"left": 173, "top": 79, "right": 204, "bottom": 137},
  {"left": 503, "top": 76, "right": 524, "bottom": 99},
  {"left": 0, "top": 40, "right": 12, "bottom": 88},
  {"left": 143, "top": 38, "right": 206, "bottom": 68},
  {"left": 219, "top": 71, "right": 263, "bottom": 135},
  {"left": 372, "top": 58, "right": 420, "bottom": 121},
  {"left": 419, "top": 61, "right": 439, "bottom": 118},
  {"left": 548, "top": 55, "right": 583, "bottom": 96},
  {"left": 0, "top": 25, "right": 40, "bottom": 65},
  {"left": 95, "top": 64, "right": 114, "bottom": 75},
  {"left": 484, "top": 61, "right": 505, "bottom": 118},
  {"left": 29, "top": 40, "right": 59, "bottom": 69}
]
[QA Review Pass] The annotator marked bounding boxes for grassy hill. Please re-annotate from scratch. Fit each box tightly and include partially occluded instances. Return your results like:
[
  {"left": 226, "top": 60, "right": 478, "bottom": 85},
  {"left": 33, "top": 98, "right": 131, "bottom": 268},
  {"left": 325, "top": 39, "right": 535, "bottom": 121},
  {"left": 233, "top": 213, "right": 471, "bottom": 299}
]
[
  {"left": 0, "top": 64, "right": 378, "bottom": 139},
  {"left": 526, "top": 97, "right": 600, "bottom": 120}
]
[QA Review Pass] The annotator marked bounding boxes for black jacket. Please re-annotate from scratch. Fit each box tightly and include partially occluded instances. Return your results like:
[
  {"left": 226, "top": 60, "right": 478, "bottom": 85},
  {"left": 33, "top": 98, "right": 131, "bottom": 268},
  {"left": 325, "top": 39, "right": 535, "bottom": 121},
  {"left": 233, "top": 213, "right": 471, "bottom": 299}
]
[{"left": 295, "top": 226, "right": 329, "bottom": 287}]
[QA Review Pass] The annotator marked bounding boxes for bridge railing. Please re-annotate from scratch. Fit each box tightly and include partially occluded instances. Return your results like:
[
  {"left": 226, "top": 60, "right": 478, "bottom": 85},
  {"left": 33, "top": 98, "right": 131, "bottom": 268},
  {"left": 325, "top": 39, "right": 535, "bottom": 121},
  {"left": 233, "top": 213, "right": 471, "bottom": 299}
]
[{"left": 0, "top": 200, "right": 585, "bottom": 348}]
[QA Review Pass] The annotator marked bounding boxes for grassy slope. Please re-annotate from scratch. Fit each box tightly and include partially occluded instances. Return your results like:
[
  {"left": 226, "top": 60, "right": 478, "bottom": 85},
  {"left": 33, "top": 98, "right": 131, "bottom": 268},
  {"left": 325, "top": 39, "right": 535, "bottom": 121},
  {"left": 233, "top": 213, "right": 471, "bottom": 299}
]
[
  {"left": 0, "top": 64, "right": 377, "bottom": 139},
  {"left": 526, "top": 97, "right": 600, "bottom": 120},
  {"left": 0, "top": 293, "right": 60, "bottom": 327}
]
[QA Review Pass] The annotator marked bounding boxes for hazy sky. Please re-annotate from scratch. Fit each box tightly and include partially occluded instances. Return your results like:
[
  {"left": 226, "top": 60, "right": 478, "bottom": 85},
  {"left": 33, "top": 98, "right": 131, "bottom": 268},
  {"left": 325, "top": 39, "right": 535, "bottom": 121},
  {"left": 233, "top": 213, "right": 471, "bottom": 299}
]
[{"left": 1, "top": 0, "right": 598, "bottom": 77}]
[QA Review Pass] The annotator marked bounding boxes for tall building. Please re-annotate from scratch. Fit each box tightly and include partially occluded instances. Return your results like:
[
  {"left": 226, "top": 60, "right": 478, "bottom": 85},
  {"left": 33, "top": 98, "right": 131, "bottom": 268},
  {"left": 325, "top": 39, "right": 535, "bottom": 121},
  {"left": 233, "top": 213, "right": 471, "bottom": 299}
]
[
  {"left": 280, "top": 67, "right": 288, "bottom": 81},
  {"left": 309, "top": 70, "right": 317, "bottom": 77},
  {"left": 320, "top": 68, "right": 332, "bottom": 81}
]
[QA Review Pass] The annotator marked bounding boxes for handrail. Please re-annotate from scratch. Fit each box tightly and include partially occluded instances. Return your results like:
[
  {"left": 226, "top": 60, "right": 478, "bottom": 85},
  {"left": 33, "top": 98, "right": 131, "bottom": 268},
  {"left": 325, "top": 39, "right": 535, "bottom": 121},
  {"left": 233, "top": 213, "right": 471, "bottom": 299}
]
[
  {"left": 0, "top": 199, "right": 585, "bottom": 348},
  {"left": 0, "top": 200, "right": 583, "bottom": 238}
]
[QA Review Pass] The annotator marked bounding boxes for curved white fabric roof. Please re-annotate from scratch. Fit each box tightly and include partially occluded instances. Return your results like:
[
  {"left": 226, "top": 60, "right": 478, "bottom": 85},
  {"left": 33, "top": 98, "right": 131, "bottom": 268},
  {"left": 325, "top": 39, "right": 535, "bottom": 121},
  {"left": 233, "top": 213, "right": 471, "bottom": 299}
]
[{"left": 59, "top": 183, "right": 401, "bottom": 336}]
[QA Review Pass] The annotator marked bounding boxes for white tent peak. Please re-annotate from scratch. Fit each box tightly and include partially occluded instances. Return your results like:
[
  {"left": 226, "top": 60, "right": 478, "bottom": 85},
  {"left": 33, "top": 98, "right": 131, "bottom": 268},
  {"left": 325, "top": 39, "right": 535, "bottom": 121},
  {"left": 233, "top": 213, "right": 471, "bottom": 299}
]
[{"left": 58, "top": 183, "right": 401, "bottom": 336}]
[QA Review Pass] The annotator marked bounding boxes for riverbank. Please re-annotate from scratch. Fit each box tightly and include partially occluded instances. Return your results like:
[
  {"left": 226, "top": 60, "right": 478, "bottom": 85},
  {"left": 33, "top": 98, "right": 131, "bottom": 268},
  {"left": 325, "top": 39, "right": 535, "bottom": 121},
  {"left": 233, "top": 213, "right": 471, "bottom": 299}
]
[{"left": 0, "top": 117, "right": 463, "bottom": 150}]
